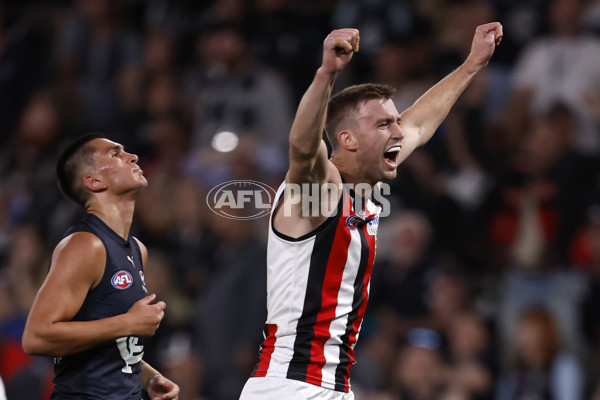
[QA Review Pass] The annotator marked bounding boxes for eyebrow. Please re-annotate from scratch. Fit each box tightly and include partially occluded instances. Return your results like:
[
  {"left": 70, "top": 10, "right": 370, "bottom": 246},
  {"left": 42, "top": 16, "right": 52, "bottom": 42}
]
[
  {"left": 105, "top": 144, "right": 123, "bottom": 154},
  {"left": 375, "top": 117, "right": 400, "bottom": 125}
]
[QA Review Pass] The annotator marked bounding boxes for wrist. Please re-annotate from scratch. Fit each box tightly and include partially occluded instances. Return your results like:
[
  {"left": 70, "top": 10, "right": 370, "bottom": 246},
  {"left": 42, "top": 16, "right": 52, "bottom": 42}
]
[
  {"left": 315, "top": 66, "right": 339, "bottom": 82},
  {"left": 116, "top": 313, "right": 133, "bottom": 337},
  {"left": 460, "top": 57, "right": 483, "bottom": 76}
]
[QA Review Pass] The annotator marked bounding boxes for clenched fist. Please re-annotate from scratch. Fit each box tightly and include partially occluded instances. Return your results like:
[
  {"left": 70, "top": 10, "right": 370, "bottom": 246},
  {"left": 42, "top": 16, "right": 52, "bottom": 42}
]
[
  {"left": 320, "top": 28, "right": 360, "bottom": 76},
  {"left": 125, "top": 294, "right": 166, "bottom": 337}
]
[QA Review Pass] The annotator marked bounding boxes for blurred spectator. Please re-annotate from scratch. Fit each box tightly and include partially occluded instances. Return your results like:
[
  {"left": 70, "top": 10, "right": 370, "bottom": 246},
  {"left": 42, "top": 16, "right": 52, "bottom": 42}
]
[
  {"left": 578, "top": 204, "right": 600, "bottom": 398},
  {"left": 425, "top": 269, "right": 472, "bottom": 344},
  {"left": 246, "top": 0, "right": 330, "bottom": 101},
  {"left": 487, "top": 103, "right": 593, "bottom": 266},
  {"left": 0, "top": 5, "right": 51, "bottom": 143},
  {"left": 369, "top": 211, "right": 435, "bottom": 339},
  {"left": 192, "top": 212, "right": 267, "bottom": 400},
  {"left": 391, "top": 339, "right": 446, "bottom": 400},
  {"left": 0, "top": 223, "right": 53, "bottom": 400},
  {"left": 503, "top": 0, "right": 600, "bottom": 154},
  {"left": 185, "top": 23, "right": 294, "bottom": 153},
  {"left": 441, "top": 311, "right": 495, "bottom": 400},
  {"left": 0, "top": 90, "right": 63, "bottom": 237},
  {"left": 496, "top": 306, "right": 585, "bottom": 400},
  {"left": 55, "top": 0, "right": 143, "bottom": 133},
  {"left": 157, "top": 332, "right": 208, "bottom": 400}
]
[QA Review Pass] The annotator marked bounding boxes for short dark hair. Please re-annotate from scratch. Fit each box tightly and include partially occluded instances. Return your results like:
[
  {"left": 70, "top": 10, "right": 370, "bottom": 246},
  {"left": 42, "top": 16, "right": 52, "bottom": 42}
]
[
  {"left": 325, "top": 83, "right": 397, "bottom": 150},
  {"left": 56, "top": 133, "right": 106, "bottom": 206}
]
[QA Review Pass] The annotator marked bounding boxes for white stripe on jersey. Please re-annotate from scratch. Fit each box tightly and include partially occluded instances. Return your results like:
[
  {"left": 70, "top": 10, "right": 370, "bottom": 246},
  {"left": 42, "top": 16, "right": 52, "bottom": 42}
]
[{"left": 321, "top": 227, "right": 362, "bottom": 387}]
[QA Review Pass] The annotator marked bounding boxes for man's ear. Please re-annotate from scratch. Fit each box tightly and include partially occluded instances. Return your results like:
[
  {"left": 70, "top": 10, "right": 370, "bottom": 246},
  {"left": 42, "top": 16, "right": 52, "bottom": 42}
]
[
  {"left": 338, "top": 130, "right": 358, "bottom": 152},
  {"left": 83, "top": 173, "right": 107, "bottom": 192}
]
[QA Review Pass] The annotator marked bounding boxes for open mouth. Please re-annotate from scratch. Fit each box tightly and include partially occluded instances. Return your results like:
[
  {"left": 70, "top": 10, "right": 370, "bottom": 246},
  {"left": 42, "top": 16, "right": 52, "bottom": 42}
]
[{"left": 384, "top": 146, "right": 401, "bottom": 167}]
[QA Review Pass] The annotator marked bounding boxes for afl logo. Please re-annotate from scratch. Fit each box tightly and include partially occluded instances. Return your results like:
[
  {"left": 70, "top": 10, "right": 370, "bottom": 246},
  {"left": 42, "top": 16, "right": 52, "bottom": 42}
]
[
  {"left": 112, "top": 270, "right": 133, "bottom": 290},
  {"left": 346, "top": 214, "right": 366, "bottom": 230},
  {"left": 206, "top": 180, "right": 276, "bottom": 220}
]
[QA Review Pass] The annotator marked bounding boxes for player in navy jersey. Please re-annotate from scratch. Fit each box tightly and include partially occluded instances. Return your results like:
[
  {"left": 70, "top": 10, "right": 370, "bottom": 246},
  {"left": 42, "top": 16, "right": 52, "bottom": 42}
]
[
  {"left": 240, "top": 24, "right": 502, "bottom": 399},
  {"left": 22, "top": 133, "right": 179, "bottom": 399}
]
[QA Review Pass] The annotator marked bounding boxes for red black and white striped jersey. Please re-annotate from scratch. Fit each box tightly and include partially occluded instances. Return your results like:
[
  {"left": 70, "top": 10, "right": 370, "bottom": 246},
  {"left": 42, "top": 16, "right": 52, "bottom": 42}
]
[{"left": 251, "top": 182, "right": 381, "bottom": 393}]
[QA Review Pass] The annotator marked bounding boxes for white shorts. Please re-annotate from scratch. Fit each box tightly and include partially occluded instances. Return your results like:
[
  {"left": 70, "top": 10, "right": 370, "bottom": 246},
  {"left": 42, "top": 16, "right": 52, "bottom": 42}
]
[{"left": 239, "top": 376, "right": 355, "bottom": 400}]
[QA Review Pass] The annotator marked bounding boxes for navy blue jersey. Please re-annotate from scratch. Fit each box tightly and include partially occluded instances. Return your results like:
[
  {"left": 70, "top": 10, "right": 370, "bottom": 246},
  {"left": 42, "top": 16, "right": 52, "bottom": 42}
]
[{"left": 51, "top": 213, "right": 148, "bottom": 400}]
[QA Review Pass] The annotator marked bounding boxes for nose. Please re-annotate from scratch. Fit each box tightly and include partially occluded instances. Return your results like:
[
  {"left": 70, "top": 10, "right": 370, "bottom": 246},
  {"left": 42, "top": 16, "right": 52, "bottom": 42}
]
[
  {"left": 392, "top": 121, "right": 404, "bottom": 141},
  {"left": 128, "top": 152, "right": 139, "bottom": 164}
]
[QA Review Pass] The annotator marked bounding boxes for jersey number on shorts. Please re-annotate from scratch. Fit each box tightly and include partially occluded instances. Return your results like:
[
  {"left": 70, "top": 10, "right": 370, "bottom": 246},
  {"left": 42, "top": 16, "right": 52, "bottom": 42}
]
[{"left": 116, "top": 336, "right": 144, "bottom": 373}]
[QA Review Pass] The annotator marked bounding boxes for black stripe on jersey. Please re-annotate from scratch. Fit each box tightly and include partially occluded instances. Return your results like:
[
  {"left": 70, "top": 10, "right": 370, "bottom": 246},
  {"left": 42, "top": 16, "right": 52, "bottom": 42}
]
[
  {"left": 334, "top": 226, "right": 370, "bottom": 391},
  {"left": 286, "top": 214, "right": 340, "bottom": 381}
]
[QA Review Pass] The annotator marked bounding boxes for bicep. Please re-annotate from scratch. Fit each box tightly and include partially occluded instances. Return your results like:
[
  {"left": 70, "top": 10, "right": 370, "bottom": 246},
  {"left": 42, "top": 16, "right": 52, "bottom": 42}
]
[
  {"left": 27, "top": 234, "right": 105, "bottom": 327},
  {"left": 287, "top": 139, "right": 330, "bottom": 186},
  {"left": 397, "top": 119, "right": 426, "bottom": 164}
]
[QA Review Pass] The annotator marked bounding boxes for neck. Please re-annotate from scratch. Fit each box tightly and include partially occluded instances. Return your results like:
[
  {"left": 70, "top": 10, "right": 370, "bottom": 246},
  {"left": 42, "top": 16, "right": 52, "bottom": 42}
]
[
  {"left": 331, "top": 156, "right": 377, "bottom": 196},
  {"left": 87, "top": 197, "right": 136, "bottom": 240}
]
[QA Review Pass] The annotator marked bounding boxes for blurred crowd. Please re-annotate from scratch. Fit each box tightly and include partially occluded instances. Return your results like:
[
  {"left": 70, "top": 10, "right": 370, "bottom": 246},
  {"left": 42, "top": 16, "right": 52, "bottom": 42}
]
[{"left": 1, "top": 0, "right": 600, "bottom": 399}]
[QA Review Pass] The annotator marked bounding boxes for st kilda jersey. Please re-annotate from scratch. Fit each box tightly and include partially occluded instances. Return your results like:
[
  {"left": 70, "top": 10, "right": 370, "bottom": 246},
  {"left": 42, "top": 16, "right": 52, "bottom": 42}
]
[
  {"left": 51, "top": 213, "right": 148, "bottom": 400},
  {"left": 251, "top": 182, "right": 381, "bottom": 392}
]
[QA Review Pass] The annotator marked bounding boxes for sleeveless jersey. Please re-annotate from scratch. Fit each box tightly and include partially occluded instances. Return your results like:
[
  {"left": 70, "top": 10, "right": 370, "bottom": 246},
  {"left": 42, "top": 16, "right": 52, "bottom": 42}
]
[
  {"left": 251, "top": 182, "right": 381, "bottom": 392},
  {"left": 51, "top": 213, "right": 148, "bottom": 400}
]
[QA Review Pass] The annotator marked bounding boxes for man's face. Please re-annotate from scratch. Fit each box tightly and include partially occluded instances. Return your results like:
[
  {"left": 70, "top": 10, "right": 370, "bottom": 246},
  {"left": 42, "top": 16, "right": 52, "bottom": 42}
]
[
  {"left": 352, "top": 98, "right": 404, "bottom": 183},
  {"left": 89, "top": 138, "right": 147, "bottom": 195}
]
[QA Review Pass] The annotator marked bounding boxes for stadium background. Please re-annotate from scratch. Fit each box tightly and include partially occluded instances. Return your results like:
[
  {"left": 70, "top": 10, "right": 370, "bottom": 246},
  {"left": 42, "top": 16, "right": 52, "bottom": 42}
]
[{"left": 1, "top": 0, "right": 600, "bottom": 399}]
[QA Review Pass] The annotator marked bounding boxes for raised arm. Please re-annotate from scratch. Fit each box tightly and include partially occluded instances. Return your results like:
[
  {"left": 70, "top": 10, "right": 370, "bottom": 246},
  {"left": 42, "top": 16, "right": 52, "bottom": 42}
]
[
  {"left": 397, "top": 22, "right": 503, "bottom": 163},
  {"left": 287, "top": 28, "right": 359, "bottom": 185},
  {"left": 22, "top": 233, "right": 165, "bottom": 357}
]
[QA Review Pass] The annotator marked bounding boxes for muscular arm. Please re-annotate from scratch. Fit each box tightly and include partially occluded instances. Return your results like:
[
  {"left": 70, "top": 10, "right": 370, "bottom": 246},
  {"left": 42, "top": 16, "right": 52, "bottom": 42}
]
[
  {"left": 397, "top": 22, "right": 503, "bottom": 163},
  {"left": 287, "top": 29, "right": 360, "bottom": 186},
  {"left": 275, "top": 29, "right": 359, "bottom": 237},
  {"left": 22, "top": 233, "right": 164, "bottom": 357}
]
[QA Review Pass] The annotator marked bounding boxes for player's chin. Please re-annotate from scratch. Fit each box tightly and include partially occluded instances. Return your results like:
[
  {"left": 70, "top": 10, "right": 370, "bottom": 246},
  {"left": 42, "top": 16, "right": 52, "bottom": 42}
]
[
  {"left": 135, "top": 176, "right": 148, "bottom": 189},
  {"left": 381, "top": 168, "right": 397, "bottom": 182}
]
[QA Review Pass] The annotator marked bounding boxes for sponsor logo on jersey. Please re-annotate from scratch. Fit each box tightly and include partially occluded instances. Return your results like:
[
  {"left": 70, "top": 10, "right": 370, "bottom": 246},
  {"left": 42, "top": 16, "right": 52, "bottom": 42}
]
[
  {"left": 112, "top": 270, "right": 133, "bottom": 289},
  {"left": 366, "top": 215, "right": 379, "bottom": 236}
]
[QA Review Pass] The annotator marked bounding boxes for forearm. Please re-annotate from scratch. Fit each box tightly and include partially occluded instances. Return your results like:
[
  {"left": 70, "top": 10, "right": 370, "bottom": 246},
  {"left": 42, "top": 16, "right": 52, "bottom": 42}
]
[
  {"left": 22, "top": 313, "right": 131, "bottom": 357},
  {"left": 401, "top": 60, "right": 481, "bottom": 145},
  {"left": 141, "top": 360, "right": 160, "bottom": 391},
  {"left": 288, "top": 68, "right": 336, "bottom": 159}
]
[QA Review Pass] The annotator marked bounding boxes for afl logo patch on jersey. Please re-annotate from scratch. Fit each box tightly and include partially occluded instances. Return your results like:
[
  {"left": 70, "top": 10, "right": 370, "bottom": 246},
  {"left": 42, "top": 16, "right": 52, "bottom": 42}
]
[
  {"left": 346, "top": 214, "right": 376, "bottom": 230},
  {"left": 112, "top": 270, "right": 133, "bottom": 290}
]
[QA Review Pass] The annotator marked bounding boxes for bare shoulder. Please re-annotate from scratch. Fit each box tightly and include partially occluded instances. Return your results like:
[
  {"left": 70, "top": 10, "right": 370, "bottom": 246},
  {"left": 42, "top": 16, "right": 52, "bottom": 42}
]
[
  {"left": 50, "top": 232, "right": 106, "bottom": 286},
  {"left": 274, "top": 159, "right": 344, "bottom": 239},
  {"left": 54, "top": 232, "right": 104, "bottom": 259}
]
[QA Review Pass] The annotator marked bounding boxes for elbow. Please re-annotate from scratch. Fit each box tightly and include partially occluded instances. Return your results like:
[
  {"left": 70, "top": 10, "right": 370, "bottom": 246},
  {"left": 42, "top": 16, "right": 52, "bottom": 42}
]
[
  {"left": 21, "top": 329, "right": 59, "bottom": 357},
  {"left": 21, "top": 330, "right": 40, "bottom": 355},
  {"left": 289, "top": 136, "right": 318, "bottom": 161}
]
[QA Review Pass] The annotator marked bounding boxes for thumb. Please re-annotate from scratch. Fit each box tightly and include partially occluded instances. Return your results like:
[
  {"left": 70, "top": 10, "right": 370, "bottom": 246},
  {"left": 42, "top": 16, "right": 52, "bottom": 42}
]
[{"left": 139, "top": 293, "right": 156, "bottom": 304}]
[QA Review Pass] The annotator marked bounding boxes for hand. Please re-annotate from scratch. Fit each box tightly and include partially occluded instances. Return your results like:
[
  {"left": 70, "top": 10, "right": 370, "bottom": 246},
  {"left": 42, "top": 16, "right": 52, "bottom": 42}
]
[
  {"left": 320, "top": 28, "right": 360, "bottom": 76},
  {"left": 146, "top": 374, "right": 179, "bottom": 400},
  {"left": 125, "top": 294, "right": 166, "bottom": 337},
  {"left": 465, "top": 22, "right": 503, "bottom": 70}
]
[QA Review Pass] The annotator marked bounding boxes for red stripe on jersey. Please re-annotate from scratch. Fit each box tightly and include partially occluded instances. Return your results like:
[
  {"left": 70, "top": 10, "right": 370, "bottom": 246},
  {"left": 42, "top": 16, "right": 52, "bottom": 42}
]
[
  {"left": 254, "top": 324, "right": 278, "bottom": 377},
  {"left": 305, "top": 196, "right": 353, "bottom": 386},
  {"left": 343, "top": 222, "right": 376, "bottom": 387}
]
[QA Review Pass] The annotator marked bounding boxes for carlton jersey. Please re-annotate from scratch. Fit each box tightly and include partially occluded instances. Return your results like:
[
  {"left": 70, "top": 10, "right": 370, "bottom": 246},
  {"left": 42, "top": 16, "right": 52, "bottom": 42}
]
[
  {"left": 251, "top": 182, "right": 381, "bottom": 392},
  {"left": 51, "top": 213, "right": 148, "bottom": 400}
]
